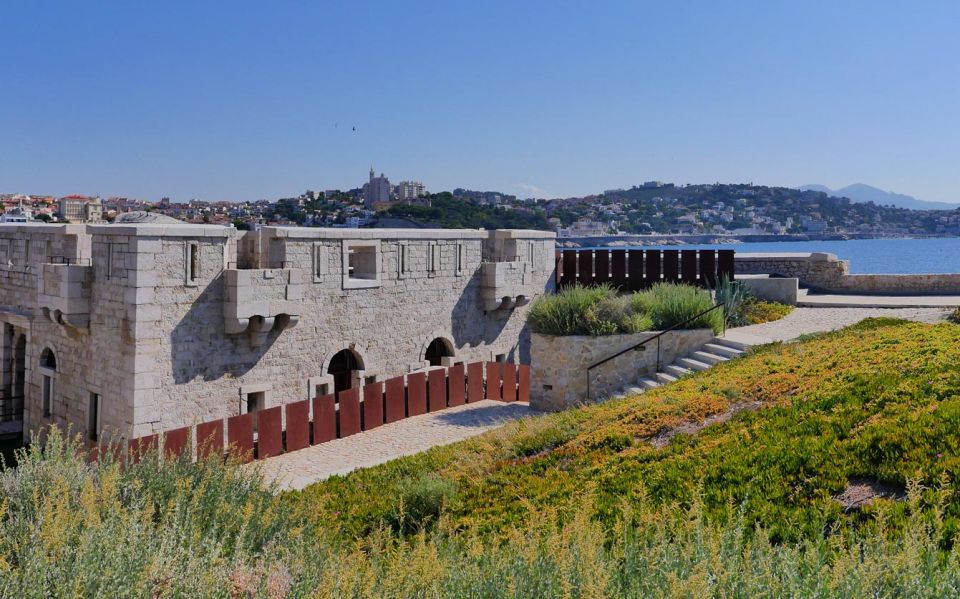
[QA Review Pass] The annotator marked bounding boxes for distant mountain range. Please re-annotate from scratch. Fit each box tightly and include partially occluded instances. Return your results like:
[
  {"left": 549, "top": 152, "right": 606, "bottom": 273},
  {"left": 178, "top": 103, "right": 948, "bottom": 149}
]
[{"left": 799, "top": 183, "right": 960, "bottom": 211}]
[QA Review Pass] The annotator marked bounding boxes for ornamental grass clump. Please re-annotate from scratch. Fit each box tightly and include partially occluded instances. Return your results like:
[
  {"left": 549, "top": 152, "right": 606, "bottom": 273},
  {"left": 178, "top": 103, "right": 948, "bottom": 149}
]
[{"left": 633, "top": 283, "right": 724, "bottom": 333}]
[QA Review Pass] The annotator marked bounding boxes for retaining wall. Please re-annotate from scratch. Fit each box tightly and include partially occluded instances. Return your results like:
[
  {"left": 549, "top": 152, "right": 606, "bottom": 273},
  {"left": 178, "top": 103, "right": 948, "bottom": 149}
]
[
  {"left": 736, "top": 252, "right": 960, "bottom": 295},
  {"left": 530, "top": 329, "right": 715, "bottom": 412}
]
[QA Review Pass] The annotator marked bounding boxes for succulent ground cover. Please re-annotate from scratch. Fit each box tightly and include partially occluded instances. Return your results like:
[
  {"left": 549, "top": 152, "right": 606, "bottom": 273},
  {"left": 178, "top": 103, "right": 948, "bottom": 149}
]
[{"left": 4, "top": 318, "right": 960, "bottom": 596}]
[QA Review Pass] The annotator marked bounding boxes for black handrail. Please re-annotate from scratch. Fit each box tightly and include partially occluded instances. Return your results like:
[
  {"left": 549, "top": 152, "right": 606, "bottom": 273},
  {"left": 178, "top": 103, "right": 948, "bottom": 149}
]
[{"left": 585, "top": 303, "right": 725, "bottom": 400}]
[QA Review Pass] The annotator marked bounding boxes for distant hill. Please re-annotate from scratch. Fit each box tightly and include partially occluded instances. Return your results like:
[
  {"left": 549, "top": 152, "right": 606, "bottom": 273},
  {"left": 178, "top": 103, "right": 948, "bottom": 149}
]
[{"left": 800, "top": 183, "right": 960, "bottom": 211}]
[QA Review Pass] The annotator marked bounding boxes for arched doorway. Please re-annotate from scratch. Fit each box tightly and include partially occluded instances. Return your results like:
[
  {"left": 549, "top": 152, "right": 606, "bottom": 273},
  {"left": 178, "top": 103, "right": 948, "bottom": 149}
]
[
  {"left": 327, "top": 349, "right": 363, "bottom": 394},
  {"left": 424, "top": 337, "right": 454, "bottom": 367}
]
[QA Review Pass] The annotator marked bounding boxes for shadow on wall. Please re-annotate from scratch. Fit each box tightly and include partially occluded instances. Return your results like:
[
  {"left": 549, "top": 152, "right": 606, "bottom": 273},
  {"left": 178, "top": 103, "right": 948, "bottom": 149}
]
[
  {"left": 169, "top": 273, "right": 282, "bottom": 384},
  {"left": 448, "top": 270, "right": 555, "bottom": 365}
]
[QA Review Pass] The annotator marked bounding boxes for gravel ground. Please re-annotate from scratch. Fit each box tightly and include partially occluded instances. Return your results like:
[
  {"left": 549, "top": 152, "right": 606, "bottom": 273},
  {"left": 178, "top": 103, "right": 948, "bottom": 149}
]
[{"left": 723, "top": 306, "right": 950, "bottom": 345}]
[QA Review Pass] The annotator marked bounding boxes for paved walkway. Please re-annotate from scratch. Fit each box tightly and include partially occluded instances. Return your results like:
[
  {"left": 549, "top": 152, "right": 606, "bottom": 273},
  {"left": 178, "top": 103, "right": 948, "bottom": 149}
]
[
  {"left": 254, "top": 399, "right": 533, "bottom": 491},
  {"left": 721, "top": 306, "right": 950, "bottom": 346},
  {"left": 799, "top": 292, "right": 960, "bottom": 308}
]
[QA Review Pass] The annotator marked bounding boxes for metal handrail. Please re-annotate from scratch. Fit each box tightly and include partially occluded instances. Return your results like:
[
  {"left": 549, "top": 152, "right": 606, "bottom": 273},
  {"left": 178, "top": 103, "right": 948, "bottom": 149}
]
[{"left": 585, "top": 303, "right": 725, "bottom": 400}]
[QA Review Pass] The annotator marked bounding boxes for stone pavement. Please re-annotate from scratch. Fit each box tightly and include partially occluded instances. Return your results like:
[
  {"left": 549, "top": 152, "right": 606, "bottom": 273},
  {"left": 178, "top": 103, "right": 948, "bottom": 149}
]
[
  {"left": 721, "top": 306, "right": 950, "bottom": 346},
  {"left": 254, "top": 399, "right": 533, "bottom": 491}
]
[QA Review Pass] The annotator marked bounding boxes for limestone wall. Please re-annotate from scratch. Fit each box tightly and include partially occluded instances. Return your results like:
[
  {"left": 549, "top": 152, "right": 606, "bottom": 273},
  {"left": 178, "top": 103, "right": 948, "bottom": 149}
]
[
  {"left": 736, "top": 252, "right": 960, "bottom": 295},
  {"left": 530, "top": 328, "right": 715, "bottom": 411}
]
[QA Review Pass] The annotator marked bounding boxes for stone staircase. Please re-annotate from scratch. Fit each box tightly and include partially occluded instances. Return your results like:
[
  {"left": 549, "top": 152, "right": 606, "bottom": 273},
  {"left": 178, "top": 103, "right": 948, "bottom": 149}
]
[{"left": 612, "top": 336, "right": 752, "bottom": 398}]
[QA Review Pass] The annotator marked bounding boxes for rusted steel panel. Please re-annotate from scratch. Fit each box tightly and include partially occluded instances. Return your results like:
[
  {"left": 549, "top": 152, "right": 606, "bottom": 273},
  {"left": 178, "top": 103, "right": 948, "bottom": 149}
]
[
  {"left": 407, "top": 371, "right": 427, "bottom": 416},
  {"left": 257, "top": 406, "right": 283, "bottom": 459},
  {"left": 718, "top": 249, "right": 735, "bottom": 282},
  {"left": 227, "top": 414, "right": 254, "bottom": 463},
  {"left": 284, "top": 399, "right": 310, "bottom": 452},
  {"left": 196, "top": 420, "right": 224, "bottom": 460},
  {"left": 561, "top": 251, "right": 578, "bottom": 288},
  {"left": 628, "top": 249, "right": 645, "bottom": 291},
  {"left": 363, "top": 381, "right": 384, "bottom": 430},
  {"left": 700, "top": 250, "right": 717, "bottom": 287},
  {"left": 428, "top": 368, "right": 447, "bottom": 412},
  {"left": 448, "top": 363, "right": 466, "bottom": 407},
  {"left": 502, "top": 362, "right": 517, "bottom": 402},
  {"left": 518, "top": 364, "right": 531, "bottom": 403},
  {"left": 644, "top": 250, "right": 662, "bottom": 285},
  {"left": 486, "top": 361, "right": 502, "bottom": 401},
  {"left": 128, "top": 434, "right": 158, "bottom": 464},
  {"left": 662, "top": 249, "right": 679, "bottom": 283},
  {"left": 611, "top": 249, "right": 627, "bottom": 290},
  {"left": 577, "top": 250, "right": 593, "bottom": 286},
  {"left": 163, "top": 426, "right": 191, "bottom": 460},
  {"left": 385, "top": 376, "right": 406, "bottom": 423},
  {"left": 89, "top": 442, "right": 123, "bottom": 464},
  {"left": 338, "top": 388, "right": 361, "bottom": 438},
  {"left": 680, "top": 250, "right": 698, "bottom": 284},
  {"left": 312, "top": 394, "right": 336, "bottom": 444},
  {"left": 594, "top": 250, "right": 610, "bottom": 284},
  {"left": 467, "top": 362, "right": 484, "bottom": 403}
]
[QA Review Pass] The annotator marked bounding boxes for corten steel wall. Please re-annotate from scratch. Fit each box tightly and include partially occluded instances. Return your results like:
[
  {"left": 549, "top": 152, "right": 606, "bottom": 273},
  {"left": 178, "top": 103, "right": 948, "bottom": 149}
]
[
  {"left": 95, "top": 361, "right": 531, "bottom": 465},
  {"left": 555, "top": 248, "right": 734, "bottom": 289}
]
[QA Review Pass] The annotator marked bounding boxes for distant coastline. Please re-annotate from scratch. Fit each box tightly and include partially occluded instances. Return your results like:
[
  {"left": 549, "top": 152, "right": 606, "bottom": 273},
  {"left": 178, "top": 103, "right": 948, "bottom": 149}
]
[{"left": 556, "top": 232, "right": 957, "bottom": 248}]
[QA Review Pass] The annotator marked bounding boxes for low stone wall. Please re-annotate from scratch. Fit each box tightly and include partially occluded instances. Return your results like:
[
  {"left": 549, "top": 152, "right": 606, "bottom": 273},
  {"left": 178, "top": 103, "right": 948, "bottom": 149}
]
[
  {"left": 736, "top": 252, "right": 960, "bottom": 295},
  {"left": 530, "top": 328, "right": 715, "bottom": 412}
]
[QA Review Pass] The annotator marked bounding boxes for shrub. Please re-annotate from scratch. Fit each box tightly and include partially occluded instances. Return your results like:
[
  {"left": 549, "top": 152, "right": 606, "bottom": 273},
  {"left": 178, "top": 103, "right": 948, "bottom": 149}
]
[
  {"left": 713, "top": 275, "right": 752, "bottom": 326},
  {"left": 527, "top": 284, "right": 617, "bottom": 336},
  {"left": 741, "top": 298, "right": 794, "bottom": 325},
  {"left": 387, "top": 474, "right": 458, "bottom": 534},
  {"left": 633, "top": 283, "right": 724, "bottom": 333},
  {"left": 949, "top": 307, "right": 960, "bottom": 324}
]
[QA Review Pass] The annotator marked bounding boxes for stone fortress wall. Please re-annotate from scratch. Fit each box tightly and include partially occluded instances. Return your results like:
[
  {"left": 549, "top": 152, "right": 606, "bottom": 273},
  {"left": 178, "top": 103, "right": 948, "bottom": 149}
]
[
  {"left": 0, "top": 223, "right": 555, "bottom": 440},
  {"left": 736, "top": 252, "right": 960, "bottom": 295}
]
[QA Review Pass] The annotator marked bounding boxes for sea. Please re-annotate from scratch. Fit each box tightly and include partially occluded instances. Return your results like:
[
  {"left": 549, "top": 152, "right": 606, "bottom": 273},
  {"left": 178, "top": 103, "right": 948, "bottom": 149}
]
[{"left": 600, "top": 237, "right": 960, "bottom": 274}]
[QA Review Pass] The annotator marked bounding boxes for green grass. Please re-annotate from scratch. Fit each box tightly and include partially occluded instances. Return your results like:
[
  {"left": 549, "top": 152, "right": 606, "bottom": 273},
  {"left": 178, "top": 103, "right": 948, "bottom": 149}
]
[{"left": 5, "top": 318, "right": 960, "bottom": 596}]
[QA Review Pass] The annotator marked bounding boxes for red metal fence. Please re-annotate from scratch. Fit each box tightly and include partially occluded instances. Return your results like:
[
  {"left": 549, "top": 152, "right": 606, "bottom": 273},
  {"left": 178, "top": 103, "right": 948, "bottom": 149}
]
[
  {"left": 556, "top": 248, "right": 734, "bottom": 290},
  {"left": 98, "top": 362, "right": 530, "bottom": 464}
]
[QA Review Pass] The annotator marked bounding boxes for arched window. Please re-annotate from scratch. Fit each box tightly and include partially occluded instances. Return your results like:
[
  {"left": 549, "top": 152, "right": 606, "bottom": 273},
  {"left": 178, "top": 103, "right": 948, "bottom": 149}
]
[
  {"left": 327, "top": 349, "right": 363, "bottom": 394},
  {"left": 39, "top": 347, "right": 56, "bottom": 370},
  {"left": 424, "top": 337, "right": 454, "bottom": 367}
]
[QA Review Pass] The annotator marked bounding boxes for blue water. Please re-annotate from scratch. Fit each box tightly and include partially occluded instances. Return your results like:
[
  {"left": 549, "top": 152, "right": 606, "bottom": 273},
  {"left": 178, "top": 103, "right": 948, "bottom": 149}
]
[{"left": 602, "top": 238, "right": 960, "bottom": 274}]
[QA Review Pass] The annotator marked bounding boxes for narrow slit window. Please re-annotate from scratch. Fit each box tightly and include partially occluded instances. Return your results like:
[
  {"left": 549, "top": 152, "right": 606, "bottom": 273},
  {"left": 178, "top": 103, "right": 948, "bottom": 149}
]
[
  {"left": 456, "top": 243, "right": 464, "bottom": 275},
  {"left": 88, "top": 393, "right": 100, "bottom": 441},
  {"left": 188, "top": 243, "right": 199, "bottom": 283},
  {"left": 42, "top": 375, "right": 52, "bottom": 418}
]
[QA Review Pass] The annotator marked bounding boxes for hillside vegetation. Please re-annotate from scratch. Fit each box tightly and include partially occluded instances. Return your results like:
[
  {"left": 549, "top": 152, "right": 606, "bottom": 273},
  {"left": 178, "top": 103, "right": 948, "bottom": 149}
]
[{"left": 4, "top": 319, "right": 960, "bottom": 596}]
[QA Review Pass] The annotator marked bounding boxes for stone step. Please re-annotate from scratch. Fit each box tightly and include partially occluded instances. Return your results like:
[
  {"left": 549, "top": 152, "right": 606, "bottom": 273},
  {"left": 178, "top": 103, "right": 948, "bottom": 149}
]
[
  {"left": 691, "top": 350, "right": 728, "bottom": 365},
  {"left": 624, "top": 386, "right": 645, "bottom": 396},
  {"left": 702, "top": 343, "right": 744, "bottom": 358},
  {"left": 654, "top": 371, "right": 678, "bottom": 385},
  {"left": 664, "top": 364, "right": 693, "bottom": 378},
  {"left": 638, "top": 377, "right": 660, "bottom": 390},
  {"left": 677, "top": 357, "right": 712, "bottom": 371},
  {"left": 713, "top": 337, "right": 751, "bottom": 352}
]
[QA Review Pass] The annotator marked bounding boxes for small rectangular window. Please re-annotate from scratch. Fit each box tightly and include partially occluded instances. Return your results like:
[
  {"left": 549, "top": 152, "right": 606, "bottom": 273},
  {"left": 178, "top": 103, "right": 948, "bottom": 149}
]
[
  {"left": 42, "top": 375, "right": 52, "bottom": 418},
  {"left": 456, "top": 243, "right": 464, "bottom": 276},
  {"left": 528, "top": 242, "right": 536, "bottom": 272},
  {"left": 88, "top": 393, "right": 100, "bottom": 441},
  {"left": 106, "top": 242, "right": 113, "bottom": 279},
  {"left": 347, "top": 246, "right": 377, "bottom": 280},
  {"left": 23, "top": 240, "right": 30, "bottom": 267}
]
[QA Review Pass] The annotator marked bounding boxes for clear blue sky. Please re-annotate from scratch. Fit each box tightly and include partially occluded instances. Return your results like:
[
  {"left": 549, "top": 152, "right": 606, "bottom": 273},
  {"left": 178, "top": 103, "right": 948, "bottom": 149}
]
[{"left": 3, "top": 1, "right": 960, "bottom": 202}]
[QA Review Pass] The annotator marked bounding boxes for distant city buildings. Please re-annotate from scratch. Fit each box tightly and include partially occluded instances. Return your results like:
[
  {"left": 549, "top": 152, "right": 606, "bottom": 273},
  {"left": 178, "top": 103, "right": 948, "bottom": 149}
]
[
  {"left": 397, "top": 180, "right": 427, "bottom": 201},
  {"left": 363, "top": 168, "right": 392, "bottom": 207},
  {"left": 58, "top": 195, "right": 104, "bottom": 223}
]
